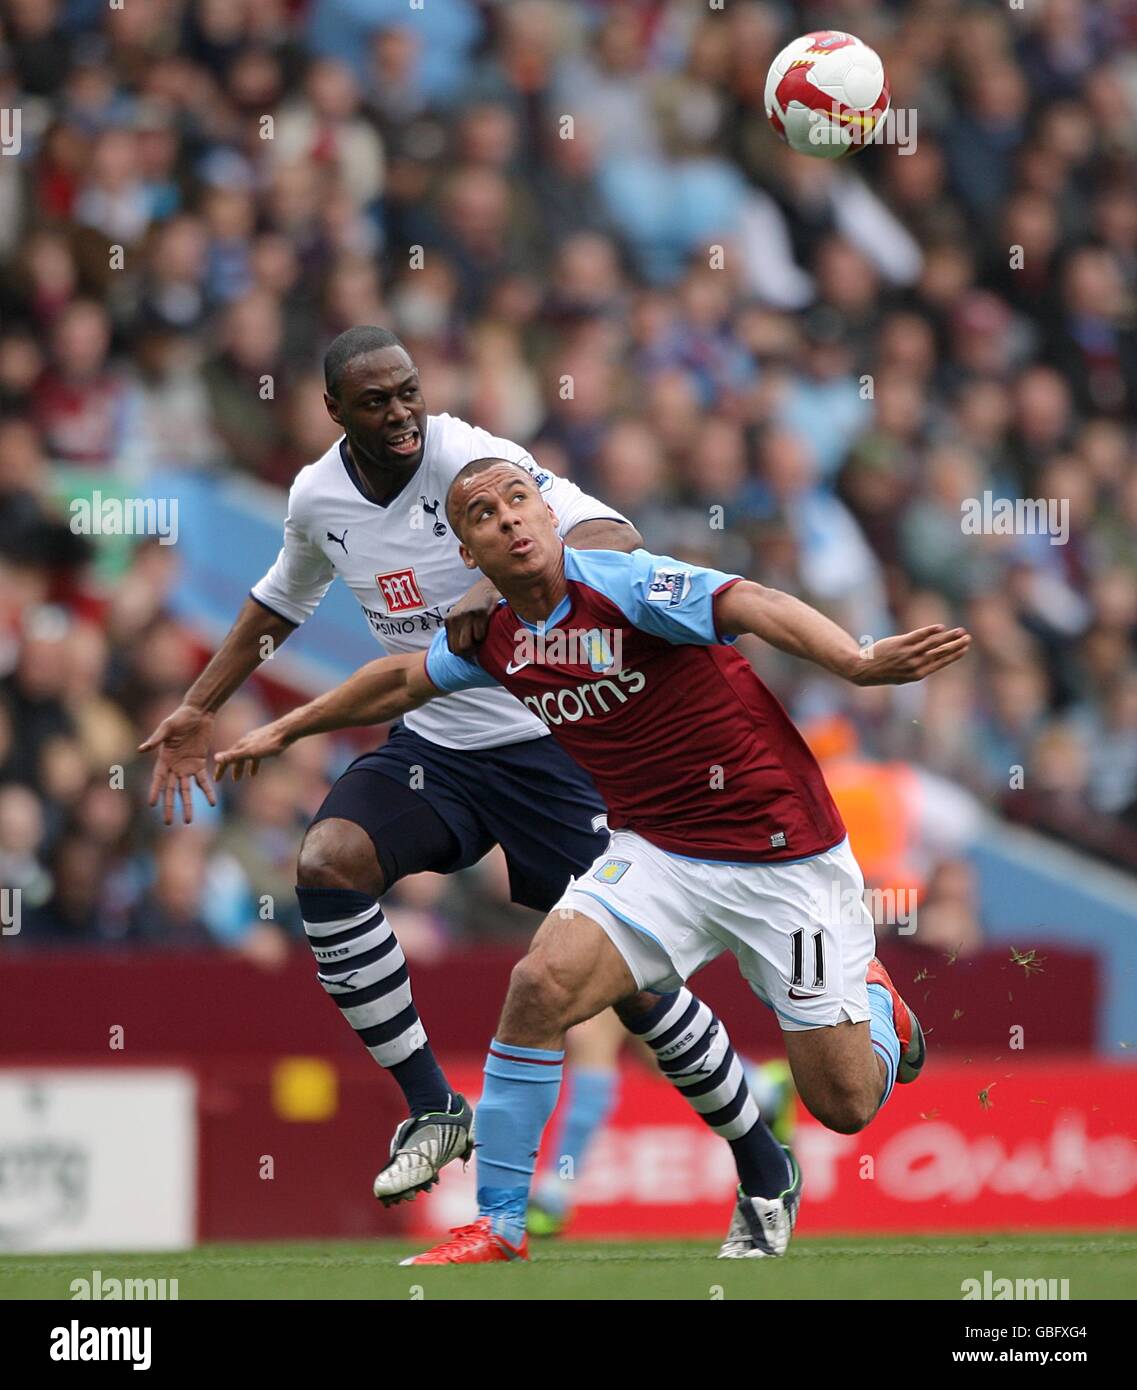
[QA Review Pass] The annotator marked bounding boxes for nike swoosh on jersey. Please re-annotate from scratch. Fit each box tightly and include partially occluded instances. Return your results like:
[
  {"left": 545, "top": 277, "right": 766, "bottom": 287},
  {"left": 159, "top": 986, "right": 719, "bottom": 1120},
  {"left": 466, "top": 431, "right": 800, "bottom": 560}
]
[{"left": 505, "top": 659, "right": 531, "bottom": 674}]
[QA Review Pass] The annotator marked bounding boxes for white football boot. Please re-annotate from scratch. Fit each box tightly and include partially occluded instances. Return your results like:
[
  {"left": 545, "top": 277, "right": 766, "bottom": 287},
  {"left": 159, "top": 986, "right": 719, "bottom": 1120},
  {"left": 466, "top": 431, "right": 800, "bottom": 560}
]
[
  {"left": 372, "top": 1093, "right": 474, "bottom": 1207},
  {"left": 718, "top": 1146, "right": 803, "bottom": 1258}
]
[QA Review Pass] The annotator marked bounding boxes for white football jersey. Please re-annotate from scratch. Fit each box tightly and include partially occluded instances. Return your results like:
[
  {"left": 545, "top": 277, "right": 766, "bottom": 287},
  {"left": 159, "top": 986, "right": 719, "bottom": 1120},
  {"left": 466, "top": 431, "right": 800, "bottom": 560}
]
[{"left": 251, "top": 413, "right": 630, "bottom": 749}]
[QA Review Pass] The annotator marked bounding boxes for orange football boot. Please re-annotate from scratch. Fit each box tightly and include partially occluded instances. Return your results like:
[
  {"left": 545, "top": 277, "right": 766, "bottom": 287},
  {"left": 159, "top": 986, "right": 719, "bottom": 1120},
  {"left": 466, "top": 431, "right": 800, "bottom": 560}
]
[
  {"left": 866, "top": 955, "right": 926, "bottom": 1083},
  {"left": 400, "top": 1218, "right": 529, "bottom": 1266}
]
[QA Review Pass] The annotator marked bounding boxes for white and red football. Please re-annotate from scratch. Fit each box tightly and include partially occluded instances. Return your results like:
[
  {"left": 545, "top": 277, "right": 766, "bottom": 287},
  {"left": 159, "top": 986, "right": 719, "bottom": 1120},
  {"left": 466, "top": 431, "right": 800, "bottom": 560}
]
[{"left": 764, "top": 31, "right": 890, "bottom": 160}]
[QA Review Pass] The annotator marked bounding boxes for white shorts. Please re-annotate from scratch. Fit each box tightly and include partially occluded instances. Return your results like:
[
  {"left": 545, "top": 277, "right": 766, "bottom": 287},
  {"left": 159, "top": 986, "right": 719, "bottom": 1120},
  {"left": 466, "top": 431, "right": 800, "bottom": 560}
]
[{"left": 554, "top": 830, "right": 876, "bottom": 1032}]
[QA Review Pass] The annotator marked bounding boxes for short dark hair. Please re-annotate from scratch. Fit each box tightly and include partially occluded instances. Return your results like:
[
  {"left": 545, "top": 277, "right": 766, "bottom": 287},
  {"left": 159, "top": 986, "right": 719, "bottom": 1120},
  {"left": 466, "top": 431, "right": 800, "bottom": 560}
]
[
  {"left": 445, "top": 457, "right": 532, "bottom": 534},
  {"left": 323, "top": 326, "right": 405, "bottom": 398}
]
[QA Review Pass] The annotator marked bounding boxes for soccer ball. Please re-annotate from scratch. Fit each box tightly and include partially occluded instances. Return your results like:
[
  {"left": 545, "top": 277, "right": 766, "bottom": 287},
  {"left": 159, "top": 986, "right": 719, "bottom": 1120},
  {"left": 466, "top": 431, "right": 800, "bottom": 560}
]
[{"left": 764, "top": 31, "right": 890, "bottom": 160}]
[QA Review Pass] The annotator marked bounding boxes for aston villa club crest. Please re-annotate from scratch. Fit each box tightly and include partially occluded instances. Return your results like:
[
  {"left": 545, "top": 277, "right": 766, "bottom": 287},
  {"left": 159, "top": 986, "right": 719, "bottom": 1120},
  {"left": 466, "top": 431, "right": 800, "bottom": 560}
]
[{"left": 593, "top": 858, "right": 631, "bottom": 884}]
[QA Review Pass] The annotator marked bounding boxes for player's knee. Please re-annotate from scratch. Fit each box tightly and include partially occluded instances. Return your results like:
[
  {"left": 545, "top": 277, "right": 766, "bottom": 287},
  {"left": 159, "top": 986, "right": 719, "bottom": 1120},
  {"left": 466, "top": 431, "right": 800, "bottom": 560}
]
[
  {"left": 826, "top": 1102, "right": 875, "bottom": 1136},
  {"left": 806, "top": 1082, "right": 876, "bottom": 1135},
  {"left": 296, "top": 819, "right": 384, "bottom": 896},
  {"left": 506, "top": 952, "right": 575, "bottom": 1032}
]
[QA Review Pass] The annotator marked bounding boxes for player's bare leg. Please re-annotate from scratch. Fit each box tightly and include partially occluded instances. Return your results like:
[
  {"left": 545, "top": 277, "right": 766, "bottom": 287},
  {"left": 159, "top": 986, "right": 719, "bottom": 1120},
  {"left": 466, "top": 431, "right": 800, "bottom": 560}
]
[
  {"left": 783, "top": 1020, "right": 884, "bottom": 1133},
  {"left": 402, "top": 910, "right": 635, "bottom": 1264},
  {"left": 295, "top": 817, "right": 473, "bottom": 1207},
  {"left": 498, "top": 908, "right": 640, "bottom": 1047},
  {"left": 782, "top": 956, "right": 926, "bottom": 1135}
]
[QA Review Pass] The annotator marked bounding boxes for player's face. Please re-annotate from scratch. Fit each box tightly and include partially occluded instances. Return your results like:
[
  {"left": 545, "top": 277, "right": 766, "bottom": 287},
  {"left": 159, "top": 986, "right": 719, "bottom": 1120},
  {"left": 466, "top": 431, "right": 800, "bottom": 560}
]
[
  {"left": 325, "top": 346, "right": 427, "bottom": 473},
  {"left": 454, "top": 467, "right": 560, "bottom": 585}
]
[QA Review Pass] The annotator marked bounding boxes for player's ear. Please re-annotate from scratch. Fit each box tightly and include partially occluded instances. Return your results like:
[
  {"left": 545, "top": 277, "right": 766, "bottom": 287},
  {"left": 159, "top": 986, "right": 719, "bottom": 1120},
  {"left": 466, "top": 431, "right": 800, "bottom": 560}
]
[
  {"left": 545, "top": 503, "right": 559, "bottom": 530},
  {"left": 324, "top": 392, "right": 342, "bottom": 426},
  {"left": 459, "top": 541, "right": 477, "bottom": 570}
]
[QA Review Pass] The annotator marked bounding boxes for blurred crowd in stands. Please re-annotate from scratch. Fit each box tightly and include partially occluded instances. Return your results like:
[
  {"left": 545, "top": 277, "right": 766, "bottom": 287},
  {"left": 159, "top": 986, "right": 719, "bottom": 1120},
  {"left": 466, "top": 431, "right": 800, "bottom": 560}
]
[{"left": 1, "top": 0, "right": 1136, "bottom": 958}]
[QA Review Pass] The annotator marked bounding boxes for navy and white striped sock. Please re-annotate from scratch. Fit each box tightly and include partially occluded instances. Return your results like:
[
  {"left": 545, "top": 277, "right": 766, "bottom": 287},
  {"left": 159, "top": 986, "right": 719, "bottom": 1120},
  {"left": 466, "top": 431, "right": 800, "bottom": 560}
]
[
  {"left": 627, "top": 988, "right": 791, "bottom": 1198},
  {"left": 297, "top": 886, "right": 451, "bottom": 1116}
]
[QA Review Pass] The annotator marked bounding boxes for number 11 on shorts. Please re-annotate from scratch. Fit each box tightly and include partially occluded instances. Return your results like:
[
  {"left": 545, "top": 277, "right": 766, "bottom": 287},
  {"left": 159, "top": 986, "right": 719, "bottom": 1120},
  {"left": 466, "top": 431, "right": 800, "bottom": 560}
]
[{"left": 790, "top": 927, "right": 825, "bottom": 990}]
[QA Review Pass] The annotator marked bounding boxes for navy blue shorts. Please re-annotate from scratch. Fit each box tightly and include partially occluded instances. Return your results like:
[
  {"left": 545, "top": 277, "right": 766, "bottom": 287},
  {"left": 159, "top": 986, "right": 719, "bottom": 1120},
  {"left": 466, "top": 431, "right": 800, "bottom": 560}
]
[{"left": 311, "top": 723, "right": 610, "bottom": 911}]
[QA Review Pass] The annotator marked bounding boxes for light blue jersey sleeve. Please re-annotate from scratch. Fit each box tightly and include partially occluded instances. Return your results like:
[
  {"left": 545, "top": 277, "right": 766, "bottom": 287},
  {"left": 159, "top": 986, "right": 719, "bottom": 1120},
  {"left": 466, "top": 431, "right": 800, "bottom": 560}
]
[
  {"left": 424, "top": 627, "right": 500, "bottom": 692},
  {"left": 565, "top": 548, "right": 744, "bottom": 646}
]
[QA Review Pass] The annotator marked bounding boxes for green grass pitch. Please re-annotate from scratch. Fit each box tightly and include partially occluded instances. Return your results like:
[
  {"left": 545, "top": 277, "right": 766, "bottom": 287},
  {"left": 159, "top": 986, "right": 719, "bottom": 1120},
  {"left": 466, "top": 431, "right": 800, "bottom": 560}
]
[{"left": 1, "top": 1233, "right": 1132, "bottom": 1300}]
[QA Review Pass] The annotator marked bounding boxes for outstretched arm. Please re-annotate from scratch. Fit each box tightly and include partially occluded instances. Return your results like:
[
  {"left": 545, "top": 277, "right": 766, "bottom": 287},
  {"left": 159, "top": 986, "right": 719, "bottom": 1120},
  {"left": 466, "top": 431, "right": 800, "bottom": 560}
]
[
  {"left": 141, "top": 500, "right": 333, "bottom": 824},
  {"left": 714, "top": 581, "right": 970, "bottom": 686},
  {"left": 139, "top": 598, "right": 298, "bottom": 824},
  {"left": 213, "top": 651, "right": 440, "bottom": 781}
]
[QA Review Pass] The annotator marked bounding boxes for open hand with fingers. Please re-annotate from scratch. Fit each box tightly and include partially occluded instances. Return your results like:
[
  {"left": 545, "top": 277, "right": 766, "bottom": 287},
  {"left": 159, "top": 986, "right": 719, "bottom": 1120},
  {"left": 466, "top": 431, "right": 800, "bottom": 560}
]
[
  {"left": 139, "top": 704, "right": 218, "bottom": 826},
  {"left": 213, "top": 720, "right": 293, "bottom": 783},
  {"left": 850, "top": 625, "right": 971, "bottom": 686}
]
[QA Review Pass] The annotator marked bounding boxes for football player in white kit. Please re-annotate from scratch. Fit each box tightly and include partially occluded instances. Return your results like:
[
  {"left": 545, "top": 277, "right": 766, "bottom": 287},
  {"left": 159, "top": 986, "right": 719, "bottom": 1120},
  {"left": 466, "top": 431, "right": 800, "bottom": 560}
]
[{"left": 142, "top": 329, "right": 776, "bottom": 1234}]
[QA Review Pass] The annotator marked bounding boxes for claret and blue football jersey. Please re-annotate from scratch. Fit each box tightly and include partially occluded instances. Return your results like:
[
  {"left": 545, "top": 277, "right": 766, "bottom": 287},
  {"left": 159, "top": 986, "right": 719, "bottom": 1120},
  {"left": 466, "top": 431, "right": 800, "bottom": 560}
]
[{"left": 425, "top": 548, "right": 847, "bottom": 864}]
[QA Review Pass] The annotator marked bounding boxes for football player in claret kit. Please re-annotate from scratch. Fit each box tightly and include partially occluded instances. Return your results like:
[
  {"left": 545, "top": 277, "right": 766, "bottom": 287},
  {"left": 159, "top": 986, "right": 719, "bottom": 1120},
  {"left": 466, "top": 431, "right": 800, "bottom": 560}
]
[
  {"left": 142, "top": 329, "right": 777, "bottom": 1234},
  {"left": 214, "top": 457, "right": 972, "bottom": 1264}
]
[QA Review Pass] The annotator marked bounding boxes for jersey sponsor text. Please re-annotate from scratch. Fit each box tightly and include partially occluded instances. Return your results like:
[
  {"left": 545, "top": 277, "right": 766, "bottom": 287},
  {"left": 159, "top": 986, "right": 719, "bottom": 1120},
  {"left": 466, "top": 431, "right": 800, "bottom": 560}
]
[{"left": 522, "top": 668, "right": 647, "bottom": 726}]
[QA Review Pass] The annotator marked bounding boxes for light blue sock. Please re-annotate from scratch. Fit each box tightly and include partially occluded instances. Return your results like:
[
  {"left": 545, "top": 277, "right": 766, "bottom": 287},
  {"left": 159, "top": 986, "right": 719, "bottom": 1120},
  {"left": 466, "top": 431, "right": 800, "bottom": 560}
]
[
  {"left": 477, "top": 1038, "right": 565, "bottom": 1245},
  {"left": 867, "top": 982, "right": 900, "bottom": 1110},
  {"left": 536, "top": 1066, "right": 619, "bottom": 1216}
]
